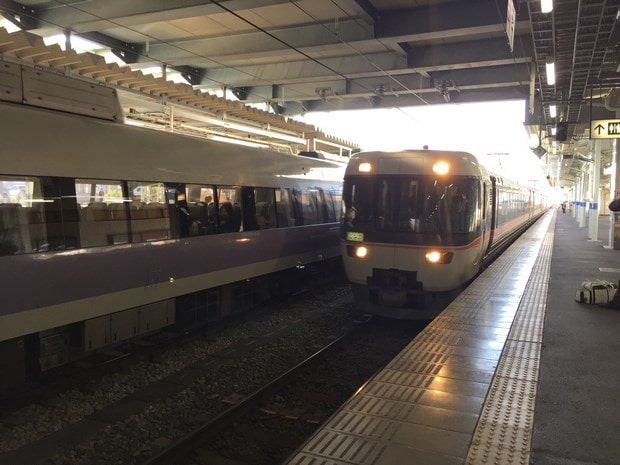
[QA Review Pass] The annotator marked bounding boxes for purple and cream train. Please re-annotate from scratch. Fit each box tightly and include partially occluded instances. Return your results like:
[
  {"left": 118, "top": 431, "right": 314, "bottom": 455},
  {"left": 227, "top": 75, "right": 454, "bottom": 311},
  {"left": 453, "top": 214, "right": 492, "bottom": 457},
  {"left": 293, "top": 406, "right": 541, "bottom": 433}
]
[
  {"left": 0, "top": 83, "right": 344, "bottom": 389},
  {"left": 340, "top": 149, "right": 548, "bottom": 319}
]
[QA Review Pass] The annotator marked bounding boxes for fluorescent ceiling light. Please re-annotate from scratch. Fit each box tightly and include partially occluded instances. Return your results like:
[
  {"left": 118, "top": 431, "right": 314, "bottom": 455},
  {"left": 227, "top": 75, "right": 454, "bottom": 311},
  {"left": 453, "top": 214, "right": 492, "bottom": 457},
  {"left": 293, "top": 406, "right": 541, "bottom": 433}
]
[
  {"left": 549, "top": 105, "right": 557, "bottom": 118},
  {"left": 546, "top": 61, "right": 555, "bottom": 85},
  {"left": 541, "top": 0, "right": 553, "bottom": 13}
]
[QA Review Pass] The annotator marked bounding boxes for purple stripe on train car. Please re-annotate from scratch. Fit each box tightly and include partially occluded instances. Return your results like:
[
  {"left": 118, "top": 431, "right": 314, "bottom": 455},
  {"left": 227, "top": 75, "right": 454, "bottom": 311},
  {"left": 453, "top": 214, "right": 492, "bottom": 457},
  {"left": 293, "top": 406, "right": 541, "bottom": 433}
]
[{"left": 1, "top": 224, "right": 340, "bottom": 316}]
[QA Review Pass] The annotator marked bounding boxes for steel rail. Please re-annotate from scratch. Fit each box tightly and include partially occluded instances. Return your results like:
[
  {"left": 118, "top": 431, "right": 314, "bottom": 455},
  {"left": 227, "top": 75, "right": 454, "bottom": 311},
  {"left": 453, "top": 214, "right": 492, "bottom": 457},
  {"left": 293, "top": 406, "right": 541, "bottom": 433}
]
[{"left": 141, "top": 315, "right": 372, "bottom": 465}]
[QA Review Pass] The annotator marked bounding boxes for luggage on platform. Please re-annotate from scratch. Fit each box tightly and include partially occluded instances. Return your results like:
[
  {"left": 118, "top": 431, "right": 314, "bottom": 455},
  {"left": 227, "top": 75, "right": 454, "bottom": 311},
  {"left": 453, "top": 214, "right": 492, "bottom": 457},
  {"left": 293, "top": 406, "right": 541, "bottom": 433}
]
[{"left": 575, "top": 279, "right": 618, "bottom": 305}]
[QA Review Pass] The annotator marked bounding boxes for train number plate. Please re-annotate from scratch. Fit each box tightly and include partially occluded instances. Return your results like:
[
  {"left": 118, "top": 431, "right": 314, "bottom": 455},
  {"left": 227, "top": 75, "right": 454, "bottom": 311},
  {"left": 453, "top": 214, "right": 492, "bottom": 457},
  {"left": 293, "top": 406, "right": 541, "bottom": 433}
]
[{"left": 346, "top": 231, "right": 364, "bottom": 242}]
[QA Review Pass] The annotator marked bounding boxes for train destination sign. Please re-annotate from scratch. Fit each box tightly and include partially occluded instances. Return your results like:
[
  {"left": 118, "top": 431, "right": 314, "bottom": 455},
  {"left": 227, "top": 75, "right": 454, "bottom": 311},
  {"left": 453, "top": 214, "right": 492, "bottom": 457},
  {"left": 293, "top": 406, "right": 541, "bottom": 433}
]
[{"left": 590, "top": 119, "right": 620, "bottom": 139}]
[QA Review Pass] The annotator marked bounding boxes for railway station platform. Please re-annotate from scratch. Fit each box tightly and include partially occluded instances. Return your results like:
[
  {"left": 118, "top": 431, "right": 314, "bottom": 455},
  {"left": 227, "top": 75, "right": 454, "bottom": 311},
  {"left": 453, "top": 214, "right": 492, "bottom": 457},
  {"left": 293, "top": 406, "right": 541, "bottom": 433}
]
[{"left": 285, "top": 209, "right": 620, "bottom": 465}]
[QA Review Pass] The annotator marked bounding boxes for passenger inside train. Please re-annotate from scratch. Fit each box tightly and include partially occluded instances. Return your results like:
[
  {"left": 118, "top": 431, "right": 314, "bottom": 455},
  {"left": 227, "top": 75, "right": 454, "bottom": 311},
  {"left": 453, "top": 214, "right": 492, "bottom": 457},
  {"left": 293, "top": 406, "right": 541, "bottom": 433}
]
[{"left": 0, "top": 175, "right": 343, "bottom": 255}]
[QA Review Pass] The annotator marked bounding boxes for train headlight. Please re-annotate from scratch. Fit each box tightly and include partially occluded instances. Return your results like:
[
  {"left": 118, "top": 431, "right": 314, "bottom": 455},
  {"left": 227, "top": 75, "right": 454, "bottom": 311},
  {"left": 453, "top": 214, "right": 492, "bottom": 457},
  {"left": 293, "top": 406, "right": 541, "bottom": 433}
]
[
  {"left": 425, "top": 250, "right": 454, "bottom": 264},
  {"left": 346, "top": 245, "right": 368, "bottom": 259},
  {"left": 355, "top": 246, "right": 368, "bottom": 258},
  {"left": 432, "top": 161, "right": 450, "bottom": 175},
  {"left": 358, "top": 162, "right": 372, "bottom": 172}
]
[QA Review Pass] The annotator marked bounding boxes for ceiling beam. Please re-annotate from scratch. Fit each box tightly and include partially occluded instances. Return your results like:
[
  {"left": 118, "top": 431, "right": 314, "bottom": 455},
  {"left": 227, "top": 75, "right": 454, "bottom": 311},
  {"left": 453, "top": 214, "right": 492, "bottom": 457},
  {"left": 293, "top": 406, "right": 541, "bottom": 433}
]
[
  {"left": 375, "top": 0, "right": 525, "bottom": 38},
  {"left": 8, "top": 0, "right": 293, "bottom": 33}
]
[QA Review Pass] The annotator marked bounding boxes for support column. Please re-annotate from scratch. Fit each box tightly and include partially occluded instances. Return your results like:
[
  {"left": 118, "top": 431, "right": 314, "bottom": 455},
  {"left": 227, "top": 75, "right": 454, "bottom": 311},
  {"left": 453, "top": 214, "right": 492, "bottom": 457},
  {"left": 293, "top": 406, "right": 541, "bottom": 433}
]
[
  {"left": 572, "top": 178, "right": 579, "bottom": 220},
  {"left": 608, "top": 139, "right": 619, "bottom": 249},
  {"left": 588, "top": 141, "right": 601, "bottom": 241},
  {"left": 577, "top": 171, "right": 588, "bottom": 227}
]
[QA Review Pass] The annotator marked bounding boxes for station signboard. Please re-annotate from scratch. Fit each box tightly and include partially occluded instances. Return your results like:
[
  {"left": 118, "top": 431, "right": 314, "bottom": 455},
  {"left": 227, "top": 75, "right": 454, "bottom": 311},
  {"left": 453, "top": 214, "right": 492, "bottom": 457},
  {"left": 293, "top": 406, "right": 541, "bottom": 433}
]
[{"left": 590, "top": 119, "right": 620, "bottom": 139}]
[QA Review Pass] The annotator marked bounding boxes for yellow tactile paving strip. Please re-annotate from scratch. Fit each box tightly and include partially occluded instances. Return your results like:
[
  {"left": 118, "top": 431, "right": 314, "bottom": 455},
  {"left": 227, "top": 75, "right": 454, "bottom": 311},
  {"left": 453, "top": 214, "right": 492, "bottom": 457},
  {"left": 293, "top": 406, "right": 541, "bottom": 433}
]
[
  {"left": 466, "top": 212, "right": 554, "bottom": 465},
  {"left": 286, "top": 211, "right": 555, "bottom": 465}
]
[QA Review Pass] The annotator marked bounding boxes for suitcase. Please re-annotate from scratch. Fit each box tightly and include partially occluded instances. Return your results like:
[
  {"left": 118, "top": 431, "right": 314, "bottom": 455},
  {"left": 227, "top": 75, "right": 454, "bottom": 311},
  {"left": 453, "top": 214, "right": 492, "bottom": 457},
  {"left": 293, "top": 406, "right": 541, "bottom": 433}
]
[{"left": 575, "top": 279, "right": 618, "bottom": 304}]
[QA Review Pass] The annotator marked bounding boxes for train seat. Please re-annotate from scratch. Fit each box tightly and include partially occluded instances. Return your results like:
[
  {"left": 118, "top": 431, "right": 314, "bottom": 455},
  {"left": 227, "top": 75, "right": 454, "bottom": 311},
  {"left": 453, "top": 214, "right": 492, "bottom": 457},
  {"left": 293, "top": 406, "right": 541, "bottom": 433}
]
[
  {"left": 129, "top": 202, "right": 147, "bottom": 219},
  {"left": 232, "top": 203, "right": 242, "bottom": 231},
  {"left": 145, "top": 202, "right": 167, "bottom": 219},
  {"left": 109, "top": 202, "right": 129, "bottom": 220},
  {"left": 0, "top": 203, "right": 21, "bottom": 228},
  {"left": 83, "top": 202, "right": 111, "bottom": 221},
  {"left": 0, "top": 203, "right": 31, "bottom": 253},
  {"left": 255, "top": 201, "right": 274, "bottom": 229},
  {"left": 187, "top": 202, "right": 208, "bottom": 235}
]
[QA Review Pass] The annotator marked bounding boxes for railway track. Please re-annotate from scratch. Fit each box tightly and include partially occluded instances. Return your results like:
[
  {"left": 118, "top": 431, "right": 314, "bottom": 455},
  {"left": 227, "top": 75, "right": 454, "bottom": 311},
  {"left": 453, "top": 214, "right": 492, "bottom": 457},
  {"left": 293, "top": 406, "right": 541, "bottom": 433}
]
[
  {"left": 0, "top": 284, "right": 359, "bottom": 465},
  {"left": 144, "top": 316, "right": 425, "bottom": 465},
  {"left": 142, "top": 321, "right": 368, "bottom": 465}
]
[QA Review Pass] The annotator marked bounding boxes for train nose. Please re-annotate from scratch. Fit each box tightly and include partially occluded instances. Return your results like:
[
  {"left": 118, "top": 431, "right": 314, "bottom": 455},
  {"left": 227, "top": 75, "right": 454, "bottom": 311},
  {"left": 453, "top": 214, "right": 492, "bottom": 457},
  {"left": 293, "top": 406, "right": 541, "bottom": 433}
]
[{"left": 367, "top": 268, "right": 423, "bottom": 308}]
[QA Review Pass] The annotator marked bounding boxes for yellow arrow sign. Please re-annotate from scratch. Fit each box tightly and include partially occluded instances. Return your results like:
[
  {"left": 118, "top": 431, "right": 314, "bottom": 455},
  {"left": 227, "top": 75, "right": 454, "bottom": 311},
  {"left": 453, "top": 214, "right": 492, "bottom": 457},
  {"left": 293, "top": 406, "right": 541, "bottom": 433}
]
[{"left": 591, "top": 119, "right": 620, "bottom": 139}]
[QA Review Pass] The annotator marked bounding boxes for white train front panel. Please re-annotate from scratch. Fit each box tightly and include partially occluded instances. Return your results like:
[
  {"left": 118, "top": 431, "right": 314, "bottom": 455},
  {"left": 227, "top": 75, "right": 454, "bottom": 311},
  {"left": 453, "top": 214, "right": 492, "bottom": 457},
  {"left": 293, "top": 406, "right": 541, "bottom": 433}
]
[{"left": 340, "top": 149, "right": 545, "bottom": 319}]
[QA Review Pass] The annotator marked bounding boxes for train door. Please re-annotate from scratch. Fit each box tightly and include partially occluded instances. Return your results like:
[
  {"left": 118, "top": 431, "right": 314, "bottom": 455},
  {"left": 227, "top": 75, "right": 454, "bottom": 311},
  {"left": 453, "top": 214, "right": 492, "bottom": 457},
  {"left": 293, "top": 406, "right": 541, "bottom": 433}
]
[
  {"left": 479, "top": 180, "right": 488, "bottom": 255},
  {"left": 487, "top": 176, "right": 498, "bottom": 251},
  {"left": 469, "top": 178, "right": 490, "bottom": 267}
]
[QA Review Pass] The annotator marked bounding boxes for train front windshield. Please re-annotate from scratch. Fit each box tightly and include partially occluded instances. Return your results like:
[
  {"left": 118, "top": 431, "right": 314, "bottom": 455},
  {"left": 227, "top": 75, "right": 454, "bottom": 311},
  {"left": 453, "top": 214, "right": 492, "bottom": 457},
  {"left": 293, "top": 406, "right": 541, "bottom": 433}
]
[{"left": 342, "top": 175, "right": 481, "bottom": 246}]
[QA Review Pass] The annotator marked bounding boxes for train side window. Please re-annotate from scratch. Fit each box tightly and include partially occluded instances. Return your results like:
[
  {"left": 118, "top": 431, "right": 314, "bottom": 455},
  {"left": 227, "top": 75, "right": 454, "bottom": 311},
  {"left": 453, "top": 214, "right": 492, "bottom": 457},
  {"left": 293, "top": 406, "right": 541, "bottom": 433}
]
[
  {"left": 291, "top": 189, "right": 304, "bottom": 225},
  {"left": 38, "top": 177, "right": 79, "bottom": 251},
  {"left": 275, "top": 188, "right": 295, "bottom": 227},
  {"left": 165, "top": 184, "right": 186, "bottom": 239},
  {"left": 323, "top": 190, "right": 336, "bottom": 223},
  {"left": 0, "top": 175, "right": 47, "bottom": 254},
  {"left": 482, "top": 182, "right": 487, "bottom": 220},
  {"left": 216, "top": 186, "right": 242, "bottom": 233},
  {"left": 127, "top": 181, "right": 170, "bottom": 242},
  {"left": 331, "top": 190, "right": 342, "bottom": 222},
  {"left": 253, "top": 187, "right": 276, "bottom": 230},
  {"left": 497, "top": 188, "right": 507, "bottom": 222},
  {"left": 185, "top": 184, "right": 216, "bottom": 236},
  {"left": 75, "top": 179, "right": 128, "bottom": 247},
  {"left": 75, "top": 179, "right": 124, "bottom": 207},
  {"left": 446, "top": 180, "right": 480, "bottom": 234},
  {"left": 315, "top": 189, "right": 329, "bottom": 223},
  {"left": 343, "top": 178, "right": 374, "bottom": 227},
  {"left": 300, "top": 190, "right": 319, "bottom": 225}
]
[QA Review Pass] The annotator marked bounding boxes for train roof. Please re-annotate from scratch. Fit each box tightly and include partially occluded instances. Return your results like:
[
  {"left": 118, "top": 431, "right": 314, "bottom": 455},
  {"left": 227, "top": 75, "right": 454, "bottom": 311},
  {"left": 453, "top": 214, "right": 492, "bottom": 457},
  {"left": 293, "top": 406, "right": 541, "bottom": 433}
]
[
  {"left": 345, "top": 149, "right": 487, "bottom": 178},
  {"left": 345, "top": 149, "right": 547, "bottom": 192},
  {"left": 0, "top": 100, "right": 345, "bottom": 189}
]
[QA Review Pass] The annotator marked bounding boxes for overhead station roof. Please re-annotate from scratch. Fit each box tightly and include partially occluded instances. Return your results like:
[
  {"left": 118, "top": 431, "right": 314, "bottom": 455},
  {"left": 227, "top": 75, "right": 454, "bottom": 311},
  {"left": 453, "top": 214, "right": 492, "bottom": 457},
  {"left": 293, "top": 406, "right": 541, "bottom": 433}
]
[{"left": 0, "top": 0, "right": 618, "bottom": 172}]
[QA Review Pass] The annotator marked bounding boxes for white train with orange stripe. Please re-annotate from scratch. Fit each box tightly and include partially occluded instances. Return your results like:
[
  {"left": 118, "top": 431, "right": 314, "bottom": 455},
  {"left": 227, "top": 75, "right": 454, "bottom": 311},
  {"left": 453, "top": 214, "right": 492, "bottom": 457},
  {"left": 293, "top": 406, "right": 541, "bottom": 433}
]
[{"left": 340, "top": 149, "right": 547, "bottom": 319}]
